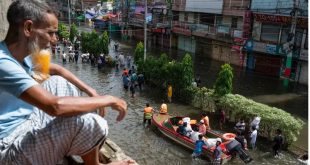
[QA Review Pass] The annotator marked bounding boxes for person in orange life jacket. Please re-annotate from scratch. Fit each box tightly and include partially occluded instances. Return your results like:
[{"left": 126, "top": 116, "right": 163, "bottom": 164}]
[
  {"left": 122, "top": 68, "right": 128, "bottom": 77},
  {"left": 159, "top": 100, "right": 168, "bottom": 114},
  {"left": 143, "top": 103, "right": 154, "bottom": 126},
  {"left": 201, "top": 112, "right": 211, "bottom": 130}
]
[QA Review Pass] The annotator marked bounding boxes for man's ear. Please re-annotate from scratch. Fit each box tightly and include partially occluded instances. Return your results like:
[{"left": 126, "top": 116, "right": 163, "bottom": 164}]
[{"left": 24, "top": 20, "right": 33, "bottom": 37}]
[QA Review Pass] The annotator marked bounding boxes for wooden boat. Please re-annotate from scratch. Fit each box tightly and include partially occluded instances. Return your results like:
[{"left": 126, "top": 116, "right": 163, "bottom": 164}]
[{"left": 151, "top": 113, "right": 233, "bottom": 164}]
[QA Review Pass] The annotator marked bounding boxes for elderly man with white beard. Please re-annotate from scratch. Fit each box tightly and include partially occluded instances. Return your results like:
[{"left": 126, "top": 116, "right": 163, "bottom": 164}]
[{"left": 0, "top": 0, "right": 135, "bottom": 165}]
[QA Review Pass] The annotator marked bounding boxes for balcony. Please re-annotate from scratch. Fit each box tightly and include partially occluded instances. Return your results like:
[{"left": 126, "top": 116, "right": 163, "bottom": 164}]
[
  {"left": 172, "top": 21, "right": 243, "bottom": 42},
  {"left": 172, "top": 21, "right": 191, "bottom": 36}
]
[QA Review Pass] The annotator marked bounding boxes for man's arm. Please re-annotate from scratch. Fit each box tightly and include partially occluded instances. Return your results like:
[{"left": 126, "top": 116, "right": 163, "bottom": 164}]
[
  {"left": 49, "top": 63, "right": 98, "bottom": 97},
  {"left": 19, "top": 85, "right": 127, "bottom": 121}
]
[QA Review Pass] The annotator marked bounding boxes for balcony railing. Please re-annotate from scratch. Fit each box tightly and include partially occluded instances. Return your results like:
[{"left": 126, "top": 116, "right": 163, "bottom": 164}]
[{"left": 172, "top": 21, "right": 243, "bottom": 40}]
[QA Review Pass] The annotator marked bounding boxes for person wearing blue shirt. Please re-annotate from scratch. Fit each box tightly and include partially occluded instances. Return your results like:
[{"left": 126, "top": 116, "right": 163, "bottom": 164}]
[
  {"left": 192, "top": 134, "right": 206, "bottom": 159},
  {"left": 0, "top": 1, "right": 134, "bottom": 165},
  {"left": 213, "top": 141, "right": 223, "bottom": 164}
]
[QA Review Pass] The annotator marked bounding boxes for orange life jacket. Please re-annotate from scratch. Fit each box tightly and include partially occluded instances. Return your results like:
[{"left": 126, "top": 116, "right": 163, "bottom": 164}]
[{"left": 144, "top": 107, "right": 153, "bottom": 119}]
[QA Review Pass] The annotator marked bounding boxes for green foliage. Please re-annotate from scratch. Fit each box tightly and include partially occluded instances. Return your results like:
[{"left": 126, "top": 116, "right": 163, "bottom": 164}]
[
  {"left": 58, "top": 23, "right": 69, "bottom": 40},
  {"left": 80, "top": 30, "right": 109, "bottom": 57},
  {"left": 69, "top": 24, "right": 78, "bottom": 43},
  {"left": 99, "top": 31, "right": 109, "bottom": 55},
  {"left": 136, "top": 50, "right": 194, "bottom": 101},
  {"left": 214, "top": 63, "right": 233, "bottom": 97},
  {"left": 81, "top": 31, "right": 99, "bottom": 56},
  {"left": 181, "top": 53, "right": 194, "bottom": 88},
  {"left": 134, "top": 42, "right": 144, "bottom": 62},
  {"left": 219, "top": 94, "right": 304, "bottom": 145}
]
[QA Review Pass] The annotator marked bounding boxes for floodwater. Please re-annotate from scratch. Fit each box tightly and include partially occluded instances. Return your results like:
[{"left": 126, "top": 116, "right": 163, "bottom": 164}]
[{"left": 52, "top": 38, "right": 307, "bottom": 164}]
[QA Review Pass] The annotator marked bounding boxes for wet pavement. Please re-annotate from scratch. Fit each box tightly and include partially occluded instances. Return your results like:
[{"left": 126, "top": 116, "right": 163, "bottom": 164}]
[{"left": 51, "top": 38, "right": 306, "bottom": 164}]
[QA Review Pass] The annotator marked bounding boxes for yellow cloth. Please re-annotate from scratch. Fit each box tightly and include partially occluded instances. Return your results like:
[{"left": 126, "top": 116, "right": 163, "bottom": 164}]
[{"left": 167, "top": 85, "right": 172, "bottom": 97}]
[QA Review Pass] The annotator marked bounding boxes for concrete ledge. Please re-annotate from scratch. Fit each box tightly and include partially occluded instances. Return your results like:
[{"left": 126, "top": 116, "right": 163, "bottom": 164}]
[{"left": 58, "top": 138, "right": 138, "bottom": 165}]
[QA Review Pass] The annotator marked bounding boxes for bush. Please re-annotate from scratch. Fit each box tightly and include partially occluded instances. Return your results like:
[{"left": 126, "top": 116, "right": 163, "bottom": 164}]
[
  {"left": 213, "top": 63, "right": 233, "bottom": 97},
  {"left": 69, "top": 24, "right": 78, "bottom": 43},
  {"left": 219, "top": 93, "right": 304, "bottom": 145},
  {"left": 58, "top": 23, "right": 69, "bottom": 41}
]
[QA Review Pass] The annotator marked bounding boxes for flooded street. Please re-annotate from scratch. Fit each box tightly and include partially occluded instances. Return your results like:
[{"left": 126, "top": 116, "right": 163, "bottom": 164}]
[{"left": 52, "top": 39, "right": 306, "bottom": 164}]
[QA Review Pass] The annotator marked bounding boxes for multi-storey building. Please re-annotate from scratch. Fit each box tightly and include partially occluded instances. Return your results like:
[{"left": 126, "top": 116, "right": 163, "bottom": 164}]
[
  {"left": 112, "top": 0, "right": 308, "bottom": 84},
  {"left": 171, "top": 0, "right": 250, "bottom": 66},
  {"left": 250, "top": 0, "right": 308, "bottom": 84}
]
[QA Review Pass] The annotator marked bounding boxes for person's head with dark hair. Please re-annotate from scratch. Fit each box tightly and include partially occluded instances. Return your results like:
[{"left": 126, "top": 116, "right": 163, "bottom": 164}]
[
  {"left": 193, "top": 126, "right": 199, "bottom": 132},
  {"left": 202, "top": 112, "right": 207, "bottom": 117},
  {"left": 5, "top": 0, "right": 58, "bottom": 61},
  {"left": 198, "top": 134, "right": 203, "bottom": 140},
  {"left": 276, "top": 129, "right": 282, "bottom": 134},
  {"left": 146, "top": 103, "right": 149, "bottom": 107},
  {"left": 252, "top": 126, "right": 256, "bottom": 131},
  {"left": 216, "top": 141, "right": 221, "bottom": 146}
]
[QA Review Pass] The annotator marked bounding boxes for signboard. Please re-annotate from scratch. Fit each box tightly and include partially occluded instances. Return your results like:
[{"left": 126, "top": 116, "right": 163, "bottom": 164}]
[
  {"left": 266, "top": 44, "right": 277, "bottom": 54},
  {"left": 243, "top": 10, "right": 252, "bottom": 38},
  {"left": 254, "top": 13, "right": 308, "bottom": 28},
  {"left": 233, "top": 30, "right": 243, "bottom": 38}
]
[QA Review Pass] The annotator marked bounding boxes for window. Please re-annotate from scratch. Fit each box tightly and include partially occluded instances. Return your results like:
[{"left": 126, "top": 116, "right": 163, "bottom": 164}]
[
  {"left": 260, "top": 24, "right": 280, "bottom": 43},
  {"left": 231, "top": 17, "right": 238, "bottom": 29},
  {"left": 184, "top": 13, "right": 188, "bottom": 22},
  {"left": 173, "top": 11, "right": 179, "bottom": 21},
  {"left": 200, "top": 13, "right": 215, "bottom": 25},
  {"left": 216, "top": 16, "right": 223, "bottom": 26}
]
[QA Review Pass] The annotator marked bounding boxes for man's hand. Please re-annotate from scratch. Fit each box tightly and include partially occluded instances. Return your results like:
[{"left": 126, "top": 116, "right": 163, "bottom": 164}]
[{"left": 111, "top": 97, "right": 127, "bottom": 122}]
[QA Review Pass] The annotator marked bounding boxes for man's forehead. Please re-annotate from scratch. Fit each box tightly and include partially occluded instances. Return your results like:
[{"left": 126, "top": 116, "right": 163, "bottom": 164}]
[{"left": 35, "top": 13, "right": 58, "bottom": 28}]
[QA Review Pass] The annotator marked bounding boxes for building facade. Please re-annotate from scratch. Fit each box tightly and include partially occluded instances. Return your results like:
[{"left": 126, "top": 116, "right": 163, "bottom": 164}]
[
  {"left": 112, "top": 0, "right": 308, "bottom": 85},
  {"left": 250, "top": 0, "right": 308, "bottom": 84}
]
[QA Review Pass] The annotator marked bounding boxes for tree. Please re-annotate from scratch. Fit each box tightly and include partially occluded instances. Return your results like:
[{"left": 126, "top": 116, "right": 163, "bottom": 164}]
[
  {"left": 134, "top": 42, "right": 144, "bottom": 72},
  {"left": 213, "top": 63, "right": 233, "bottom": 97},
  {"left": 181, "top": 53, "right": 194, "bottom": 88},
  {"left": 69, "top": 24, "right": 78, "bottom": 43},
  {"left": 134, "top": 42, "right": 144, "bottom": 63},
  {"left": 58, "top": 23, "right": 69, "bottom": 41},
  {"left": 88, "top": 31, "right": 100, "bottom": 57},
  {"left": 99, "top": 31, "right": 109, "bottom": 55}
]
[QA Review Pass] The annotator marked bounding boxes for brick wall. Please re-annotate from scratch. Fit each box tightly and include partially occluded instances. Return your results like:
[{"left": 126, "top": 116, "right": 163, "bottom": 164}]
[{"left": 0, "top": 0, "right": 12, "bottom": 40}]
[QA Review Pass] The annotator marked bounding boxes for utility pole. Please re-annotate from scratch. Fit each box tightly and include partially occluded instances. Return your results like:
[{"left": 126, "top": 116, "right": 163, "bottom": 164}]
[
  {"left": 144, "top": 0, "right": 147, "bottom": 61},
  {"left": 168, "top": 0, "right": 173, "bottom": 49},
  {"left": 283, "top": 0, "right": 299, "bottom": 86},
  {"left": 68, "top": 0, "right": 71, "bottom": 27}
]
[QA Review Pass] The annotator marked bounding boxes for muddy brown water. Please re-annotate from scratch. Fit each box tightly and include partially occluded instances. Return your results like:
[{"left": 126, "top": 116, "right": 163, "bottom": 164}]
[{"left": 52, "top": 40, "right": 307, "bottom": 165}]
